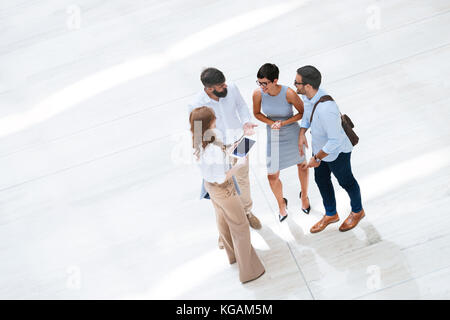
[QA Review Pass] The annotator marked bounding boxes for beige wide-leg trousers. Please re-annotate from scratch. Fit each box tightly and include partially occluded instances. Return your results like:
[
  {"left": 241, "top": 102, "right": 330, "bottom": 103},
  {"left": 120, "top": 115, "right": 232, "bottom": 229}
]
[
  {"left": 230, "top": 155, "right": 253, "bottom": 215},
  {"left": 205, "top": 178, "right": 265, "bottom": 283}
]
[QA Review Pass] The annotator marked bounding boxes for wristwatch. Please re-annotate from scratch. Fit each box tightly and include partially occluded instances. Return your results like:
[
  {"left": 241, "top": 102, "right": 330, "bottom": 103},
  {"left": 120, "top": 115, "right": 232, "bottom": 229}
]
[{"left": 313, "top": 155, "right": 321, "bottom": 163}]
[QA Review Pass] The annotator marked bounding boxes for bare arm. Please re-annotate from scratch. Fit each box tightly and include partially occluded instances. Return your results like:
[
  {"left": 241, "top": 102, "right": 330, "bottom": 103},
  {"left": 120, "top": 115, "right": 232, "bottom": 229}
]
[
  {"left": 300, "top": 127, "right": 308, "bottom": 136},
  {"left": 281, "top": 88, "right": 304, "bottom": 126},
  {"left": 298, "top": 127, "right": 309, "bottom": 159},
  {"left": 252, "top": 89, "right": 275, "bottom": 126}
]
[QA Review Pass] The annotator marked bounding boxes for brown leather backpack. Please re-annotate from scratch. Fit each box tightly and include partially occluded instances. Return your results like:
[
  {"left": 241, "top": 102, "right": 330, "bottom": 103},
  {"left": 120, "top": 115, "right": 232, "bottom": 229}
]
[{"left": 310, "top": 95, "right": 359, "bottom": 146}]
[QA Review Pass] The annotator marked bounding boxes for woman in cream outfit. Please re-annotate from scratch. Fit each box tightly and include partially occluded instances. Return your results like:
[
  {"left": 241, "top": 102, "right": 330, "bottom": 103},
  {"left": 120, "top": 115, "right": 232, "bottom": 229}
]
[{"left": 190, "top": 106, "right": 265, "bottom": 283}]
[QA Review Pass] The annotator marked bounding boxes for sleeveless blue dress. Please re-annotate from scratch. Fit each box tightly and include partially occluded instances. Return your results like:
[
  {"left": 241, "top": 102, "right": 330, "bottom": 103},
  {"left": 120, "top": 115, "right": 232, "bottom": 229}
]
[{"left": 261, "top": 85, "right": 305, "bottom": 174}]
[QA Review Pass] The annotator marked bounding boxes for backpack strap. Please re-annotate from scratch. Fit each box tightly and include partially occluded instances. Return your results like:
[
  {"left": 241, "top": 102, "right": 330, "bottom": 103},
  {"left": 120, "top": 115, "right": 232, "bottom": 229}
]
[{"left": 310, "top": 95, "right": 334, "bottom": 123}]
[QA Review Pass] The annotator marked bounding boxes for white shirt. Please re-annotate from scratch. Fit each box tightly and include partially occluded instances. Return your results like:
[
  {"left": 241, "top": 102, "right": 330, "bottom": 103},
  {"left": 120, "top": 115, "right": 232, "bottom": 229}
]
[
  {"left": 187, "top": 83, "right": 252, "bottom": 145},
  {"left": 196, "top": 143, "right": 229, "bottom": 184}
]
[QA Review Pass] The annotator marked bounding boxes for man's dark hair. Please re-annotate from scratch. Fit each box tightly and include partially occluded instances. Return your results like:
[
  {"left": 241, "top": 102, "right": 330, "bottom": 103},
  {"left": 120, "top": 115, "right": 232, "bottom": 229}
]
[
  {"left": 257, "top": 63, "right": 279, "bottom": 82},
  {"left": 296, "top": 65, "right": 321, "bottom": 89},
  {"left": 200, "top": 67, "right": 225, "bottom": 87}
]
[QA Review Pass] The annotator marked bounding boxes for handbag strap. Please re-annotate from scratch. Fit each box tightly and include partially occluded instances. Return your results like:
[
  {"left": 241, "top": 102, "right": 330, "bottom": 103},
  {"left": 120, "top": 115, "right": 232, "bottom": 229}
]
[{"left": 309, "top": 95, "right": 334, "bottom": 123}]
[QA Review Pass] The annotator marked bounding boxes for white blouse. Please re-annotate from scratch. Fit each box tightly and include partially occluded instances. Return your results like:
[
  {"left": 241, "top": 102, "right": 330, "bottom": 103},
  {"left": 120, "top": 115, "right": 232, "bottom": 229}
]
[{"left": 197, "top": 143, "right": 229, "bottom": 184}]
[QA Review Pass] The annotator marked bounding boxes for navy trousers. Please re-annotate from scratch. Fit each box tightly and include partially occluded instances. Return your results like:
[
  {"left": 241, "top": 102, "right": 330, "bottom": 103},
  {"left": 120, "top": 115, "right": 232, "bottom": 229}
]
[{"left": 314, "top": 152, "right": 363, "bottom": 216}]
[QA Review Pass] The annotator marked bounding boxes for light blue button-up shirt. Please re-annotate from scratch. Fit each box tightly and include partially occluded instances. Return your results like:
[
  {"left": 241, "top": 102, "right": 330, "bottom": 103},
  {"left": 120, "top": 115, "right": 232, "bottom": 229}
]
[{"left": 300, "top": 88, "right": 353, "bottom": 162}]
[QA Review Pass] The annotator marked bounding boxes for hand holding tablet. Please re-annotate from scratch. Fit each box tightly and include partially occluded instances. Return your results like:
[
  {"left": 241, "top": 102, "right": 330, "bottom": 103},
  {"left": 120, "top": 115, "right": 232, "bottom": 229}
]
[{"left": 230, "top": 136, "right": 256, "bottom": 158}]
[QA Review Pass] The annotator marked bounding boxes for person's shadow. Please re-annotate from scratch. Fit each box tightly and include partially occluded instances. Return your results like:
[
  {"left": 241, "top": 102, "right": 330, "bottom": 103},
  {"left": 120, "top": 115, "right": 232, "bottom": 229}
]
[{"left": 247, "top": 213, "right": 419, "bottom": 299}]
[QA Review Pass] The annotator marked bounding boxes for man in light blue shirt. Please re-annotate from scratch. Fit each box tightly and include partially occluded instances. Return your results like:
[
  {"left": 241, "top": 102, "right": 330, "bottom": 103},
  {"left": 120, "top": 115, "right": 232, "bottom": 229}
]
[
  {"left": 295, "top": 65, "right": 365, "bottom": 233},
  {"left": 299, "top": 87, "right": 353, "bottom": 162}
]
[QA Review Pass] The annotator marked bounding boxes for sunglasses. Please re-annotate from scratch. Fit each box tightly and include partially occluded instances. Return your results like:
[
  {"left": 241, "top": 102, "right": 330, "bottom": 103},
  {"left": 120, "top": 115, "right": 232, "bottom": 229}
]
[{"left": 294, "top": 81, "right": 307, "bottom": 86}]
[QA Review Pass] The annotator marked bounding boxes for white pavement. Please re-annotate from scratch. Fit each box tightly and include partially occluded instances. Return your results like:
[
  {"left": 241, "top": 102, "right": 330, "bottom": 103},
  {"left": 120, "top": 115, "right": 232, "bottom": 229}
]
[{"left": 0, "top": 0, "right": 449, "bottom": 299}]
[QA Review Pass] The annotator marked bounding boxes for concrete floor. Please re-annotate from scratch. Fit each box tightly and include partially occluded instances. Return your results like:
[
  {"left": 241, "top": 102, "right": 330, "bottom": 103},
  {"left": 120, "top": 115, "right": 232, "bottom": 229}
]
[{"left": 0, "top": 0, "right": 449, "bottom": 299}]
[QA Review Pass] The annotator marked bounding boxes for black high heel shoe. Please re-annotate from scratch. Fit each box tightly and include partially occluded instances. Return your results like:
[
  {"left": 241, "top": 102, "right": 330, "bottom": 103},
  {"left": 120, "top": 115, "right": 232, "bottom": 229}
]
[
  {"left": 279, "top": 198, "right": 288, "bottom": 222},
  {"left": 299, "top": 191, "right": 311, "bottom": 214}
]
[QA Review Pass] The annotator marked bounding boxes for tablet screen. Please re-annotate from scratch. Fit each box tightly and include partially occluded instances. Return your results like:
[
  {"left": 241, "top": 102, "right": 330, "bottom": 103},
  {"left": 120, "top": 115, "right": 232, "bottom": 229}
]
[{"left": 232, "top": 137, "right": 255, "bottom": 157}]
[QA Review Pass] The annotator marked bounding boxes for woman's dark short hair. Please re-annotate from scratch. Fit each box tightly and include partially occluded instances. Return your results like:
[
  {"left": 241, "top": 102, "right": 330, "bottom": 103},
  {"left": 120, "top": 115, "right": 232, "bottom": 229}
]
[
  {"left": 296, "top": 65, "right": 321, "bottom": 89},
  {"left": 257, "top": 63, "right": 279, "bottom": 82},
  {"left": 200, "top": 68, "right": 225, "bottom": 87}
]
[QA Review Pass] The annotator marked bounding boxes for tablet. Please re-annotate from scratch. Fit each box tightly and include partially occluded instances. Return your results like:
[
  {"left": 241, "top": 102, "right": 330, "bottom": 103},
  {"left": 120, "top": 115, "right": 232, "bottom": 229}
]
[{"left": 231, "top": 137, "right": 256, "bottom": 158}]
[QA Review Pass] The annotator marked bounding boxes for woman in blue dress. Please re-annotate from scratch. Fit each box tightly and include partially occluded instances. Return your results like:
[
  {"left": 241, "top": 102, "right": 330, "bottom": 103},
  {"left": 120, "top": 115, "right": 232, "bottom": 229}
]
[{"left": 253, "top": 63, "right": 311, "bottom": 222}]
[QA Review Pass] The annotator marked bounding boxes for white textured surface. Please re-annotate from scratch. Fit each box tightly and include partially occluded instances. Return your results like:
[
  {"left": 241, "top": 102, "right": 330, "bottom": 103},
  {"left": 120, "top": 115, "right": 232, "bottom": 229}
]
[{"left": 0, "top": 0, "right": 449, "bottom": 299}]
